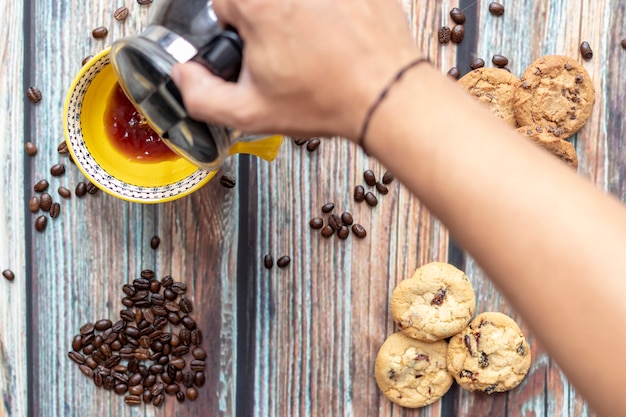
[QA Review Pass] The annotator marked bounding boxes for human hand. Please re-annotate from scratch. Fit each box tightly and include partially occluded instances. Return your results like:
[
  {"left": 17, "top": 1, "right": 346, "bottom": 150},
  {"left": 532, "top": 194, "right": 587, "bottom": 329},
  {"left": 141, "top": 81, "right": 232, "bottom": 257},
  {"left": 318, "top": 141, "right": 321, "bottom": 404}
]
[{"left": 171, "top": 0, "right": 419, "bottom": 141}]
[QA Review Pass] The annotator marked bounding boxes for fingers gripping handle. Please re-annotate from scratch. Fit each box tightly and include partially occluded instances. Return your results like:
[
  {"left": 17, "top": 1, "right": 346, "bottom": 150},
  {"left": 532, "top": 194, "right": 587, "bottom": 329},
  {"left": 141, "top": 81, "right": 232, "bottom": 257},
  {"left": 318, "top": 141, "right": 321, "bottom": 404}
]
[{"left": 193, "top": 28, "right": 243, "bottom": 82}]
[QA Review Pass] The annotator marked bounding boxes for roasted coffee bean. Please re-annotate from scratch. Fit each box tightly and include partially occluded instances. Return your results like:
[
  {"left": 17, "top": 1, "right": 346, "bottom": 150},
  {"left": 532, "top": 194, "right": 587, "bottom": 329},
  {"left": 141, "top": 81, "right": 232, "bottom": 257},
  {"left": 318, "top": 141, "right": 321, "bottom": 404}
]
[
  {"left": 306, "top": 138, "right": 321, "bottom": 152},
  {"left": 492, "top": 54, "right": 509, "bottom": 68},
  {"left": 337, "top": 226, "right": 349, "bottom": 240},
  {"left": 134, "top": 309, "right": 143, "bottom": 324},
  {"left": 382, "top": 171, "right": 394, "bottom": 185},
  {"left": 142, "top": 310, "right": 155, "bottom": 323},
  {"left": 126, "top": 358, "right": 139, "bottom": 374},
  {"left": 99, "top": 343, "right": 112, "bottom": 358},
  {"left": 86, "top": 182, "right": 98, "bottom": 194},
  {"left": 138, "top": 326, "right": 154, "bottom": 336},
  {"left": 339, "top": 212, "right": 353, "bottom": 226},
  {"left": 58, "top": 187, "right": 71, "bottom": 199},
  {"left": 166, "top": 365, "right": 177, "bottom": 380},
  {"left": 104, "top": 356, "right": 121, "bottom": 368},
  {"left": 153, "top": 393, "right": 165, "bottom": 407},
  {"left": 113, "top": 6, "right": 129, "bottom": 20},
  {"left": 26, "top": 86, "right": 42, "bottom": 103},
  {"left": 129, "top": 385, "right": 144, "bottom": 396},
  {"left": 113, "top": 365, "right": 128, "bottom": 374},
  {"left": 309, "top": 217, "right": 324, "bottom": 230},
  {"left": 450, "top": 7, "right": 466, "bottom": 24},
  {"left": 120, "top": 310, "right": 135, "bottom": 322},
  {"left": 131, "top": 289, "right": 149, "bottom": 301},
  {"left": 34, "top": 179, "right": 49, "bottom": 192},
  {"left": 80, "top": 323, "right": 95, "bottom": 335},
  {"left": 470, "top": 58, "right": 485, "bottom": 70},
  {"left": 161, "top": 275, "right": 174, "bottom": 287},
  {"left": 150, "top": 235, "right": 160, "bottom": 250},
  {"left": 142, "top": 390, "right": 153, "bottom": 403},
  {"left": 85, "top": 356, "right": 98, "bottom": 369},
  {"left": 194, "top": 371, "right": 206, "bottom": 387},
  {"left": 190, "top": 360, "right": 206, "bottom": 371},
  {"left": 488, "top": 2, "right": 504, "bottom": 15},
  {"left": 139, "top": 335, "right": 150, "bottom": 349},
  {"left": 189, "top": 347, "right": 206, "bottom": 361},
  {"left": 133, "top": 278, "right": 150, "bottom": 290},
  {"left": 57, "top": 140, "right": 69, "bottom": 154},
  {"left": 169, "top": 357, "right": 186, "bottom": 370},
  {"left": 94, "top": 319, "right": 112, "bottom": 331},
  {"left": 104, "top": 331, "right": 118, "bottom": 346},
  {"left": 293, "top": 137, "right": 309, "bottom": 146},
  {"left": 103, "top": 376, "right": 116, "bottom": 390},
  {"left": 147, "top": 280, "right": 160, "bottom": 295},
  {"left": 149, "top": 364, "right": 164, "bottom": 375},
  {"left": 179, "top": 297, "right": 193, "bottom": 314},
  {"left": 148, "top": 330, "right": 164, "bottom": 341},
  {"left": 112, "top": 371, "right": 129, "bottom": 384},
  {"left": 167, "top": 312, "right": 181, "bottom": 325},
  {"left": 179, "top": 329, "right": 191, "bottom": 346},
  {"left": 321, "top": 224, "right": 335, "bottom": 238},
  {"left": 580, "top": 41, "right": 593, "bottom": 60},
  {"left": 181, "top": 316, "right": 196, "bottom": 330},
  {"left": 153, "top": 317, "right": 168, "bottom": 330},
  {"left": 29, "top": 196, "right": 40, "bottom": 213},
  {"left": 2, "top": 269, "right": 14, "bottom": 282},
  {"left": 79, "top": 364, "right": 94, "bottom": 378},
  {"left": 124, "top": 326, "right": 141, "bottom": 339},
  {"left": 137, "top": 0, "right": 154, "bottom": 4},
  {"left": 75, "top": 182, "right": 87, "bottom": 197},
  {"left": 92, "top": 26, "right": 108, "bottom": 39},
  {"left": 151, "top": 293, "right": 165, "bottom": 306},
  {"left": 120, "top": 347, "right": 135, "bottom": 360},
  {"left": 191, "top": 329, "right": 202, "bottom": 346},
  {"left": 170, "top": 334, "right": 180, "bottom": 347},
  {"left": 93, "top": 371, "right": 104, "bottom": 387},
  {"left": 165, "top": 300, "right": 181, "bottom": 312},
  {"left": 93, "top": 335, "right": 104, "bottom": 349},
  {"left": 186, "top": 387, "right": 198, "bottom": 401},
  {"left": 451, "top": 25, "right": 465, "bottom": 43},
  {"left": 171, "top": 345, "right": 189, "bottom": 357},
  {"left": 151, "top": 340, "right": 164, "bottom": 352},
  {"left": 114, "top": 383, "right": 128, "bottom": 395},
  {"left": 363, "top": 170, "right": 376, "bottom": 186},
  {"left": 447, "top": 67, "right": 460, "bottom": 79},
  {"left": 68, "top": 351, "right": 85, "bottom": 365},
  {"left": 50, "top": 203, "right": 60, "bottom": 219},
  {"left": 81, "top": 333, "right": 94, "bottom": 347},
  {"left": 438, "top": 26, "right": 451, "bottom": 44},
  {"left": 124, "top": 395, "right": 141, "bottom": 406},
  {"left": 143, "top": 374, "right": 156, "bottom": 388},
  {"left": 122, "top": 284, "right": 134, "bottom": 296},
  {"left": 121, "top": 297, "right": 134, "bottom": 308},
  {"left": 141, "top": 269, "right": 155, "bottom": 279},
  {"left": 25, "top": 142, "right": 38, "bottom": 156},
  {"left": 112, "top": 319, "right": 126, "bottom": 332},
  {"left": 354, "top": 185, "right": 365, "bottom": 202},
  {"left": 328, "top": 213, "right": 342, "bottom": 230},
  {"left": 352, "top": 224, "right": 367, "bottom": 239},
  {"left": 275, "top": 255, "right": 290, "bottom": 269},
  {"left": 39, "top": 193, "right": 52, "bottom": 212},
  {"left": 176, "top": 391, "right": 185, "bottom": 402},
  {"left": 129, "top": 372, "right": 144, "bottom": 386},
  {"left": 71, "top": 334, "right": 82, "bottom": 351},
  {"left": 375, "top": 182, "right": 389, "bottom": 195},
  {"left": 138, "top": 365, "right": 149, "bottom": 377},
  {"left": 171, "top": 282, "right": 187, "bottom": 295},
  {"left": 161, "top": 373, "right": 174, "bottom": 384},
  {"left": 165, "top": 384, "right": 180, "bottom": 395},
  {"left": 50, "top": 163, "right": 65, "bottom": 177},
  {"left": 364, "top": 192, "right": 378, "bottom": 207},
  {"left": 182, "top": 371, "right": 194, "bottom": 388},
  {"left": 219, "top": 174, "right": 236, "bottom": 189},
  {"left": 151, "top": 381, "right": 165, "bottom": 396},
  {"left": 622, "top": 38, "right": 626, "bottom": 49},
  {"left": 321, "top": 202, "right": 335, "bottom": 213}
]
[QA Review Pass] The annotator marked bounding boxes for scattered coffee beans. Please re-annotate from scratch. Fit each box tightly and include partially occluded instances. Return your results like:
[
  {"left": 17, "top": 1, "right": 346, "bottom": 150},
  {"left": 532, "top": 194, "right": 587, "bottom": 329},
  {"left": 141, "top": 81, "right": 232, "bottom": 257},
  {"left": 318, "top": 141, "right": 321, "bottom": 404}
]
[
  {"left": 150, "top": 236, "right": 160, "bottom": 250},
  {"left": 276, "top": 256, "right": 291, "bottom": 268},
  {"left": 470, "top": 58, "right": 486, "bottom": 70},
  {"left": 114, "top": 6, "right": 129, "bottom": 21},
  {"left": 492, "top": 54, "right": 509, "bottom": 68},
  {"left": 34, "top": 179, "right": 49, "bottom": 192},
  {"left": 447, "top": 67, "right": 461, "bottom": 79},
  {"left": 92, "top": 26, "right": 109, "bottom": 39},
  {"left": 580, "top": 41, "right": 593, "bottom": 60},
  {"left": 2, "top": 269, "right": 14, "bottom": 281},
  {"left": 450, "top": 7, "right": 466, "bottom": 24},
  {"left": 35, "top": 215, "right": 47, "bottom": 232},
  {"left": 26, "top": 86, "right": 42, "bottom": 103},
  {"left": 309, "top": 217, "right": 324, "bottom": 229},
  {"left": 438, "top": 26, "right": 451, "bottom": 44},
  {"left": 488, "top": 2, "right": 505, "bottom": 16},
  {"left": 364, "top": 192, "right": 378, "bottom": 207},
  {"left": 40, "top": 193, "right": 53, "bottom": 212},
  {"left": 75, "top": 182, "right": 87, "bottom": 197},
  {"left": 363, "top": 170, "right": 376, "bottom": 186},
  {"left": 451, "top": 25, "right": 465, "bottom": 43},
  {"left": 58, "top": 187, "right": 72, "bottom": 199},
  {"left": 382, "top": 171, "right": 394, "bottom": 185},
  {"left": 25, "top": 142, "right": 38, "bottom": 156},
  {"left": 306, "top": 138, "right": 321, "bottom": 152},
  {"left": 29, "top": 196, "right": 40, "bottom": 213},
  {"left": 219, "top": 175, "right": 236, "bottom": 189},
  {"left": 321, "top": 202, "right": 335, "bottom": 213},
  {"left": 50, "top": 203, "right": 61, "bottom": 219},
  {"left": 50, "top": 163, "right": 66, "bottom": 177},
  {"left": 264, "top": 254, "right": 273, "bottom": 269},
  {"left": 354, "top": 185, "right": 365, "bottom": 202},
  {"left": 352, "top": 224, "right": 367, "bottom": 239}
]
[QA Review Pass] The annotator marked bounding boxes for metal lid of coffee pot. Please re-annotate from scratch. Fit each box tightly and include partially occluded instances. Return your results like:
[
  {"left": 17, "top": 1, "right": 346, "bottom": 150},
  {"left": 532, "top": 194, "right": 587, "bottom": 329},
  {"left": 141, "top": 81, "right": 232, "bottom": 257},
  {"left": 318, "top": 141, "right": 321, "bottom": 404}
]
[{"left": 109, "top": 0, "right": 244, "bottom": 170}]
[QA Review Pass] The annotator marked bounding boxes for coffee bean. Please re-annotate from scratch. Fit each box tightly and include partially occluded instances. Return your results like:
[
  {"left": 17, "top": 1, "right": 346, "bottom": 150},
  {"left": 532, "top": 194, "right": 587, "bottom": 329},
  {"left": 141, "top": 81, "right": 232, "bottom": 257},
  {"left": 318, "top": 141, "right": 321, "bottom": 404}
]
[
  {"left": 112, "top": 382, "right": 128, "bottom": 395},
  {"left": 79, "top": 364, "right": 94, "bottom": 378},
  {"left": 276, "top": 256, "right": 290, "bottom": 268},
  {"left": 99, "top": 344, "right": 112, "bottom": 358},
  {"left": 580, "top": 41, "right": 593, "bottom": 60},
  {"left": 151, "top": 293, "right": 165, "bottom": 306},
  {"left": 321, "top": 224, "right": 335, "bottom": 238},
  {"left": 191, "top": 347, "right": 207, "bottom": 361},
  {"left": 26, "top": 86, "right": 42, "bottom": 103},
  {"left": 104, "top": 376, "right": 116, "bottom": 390},
  {"left": 80, "top": 55, "right": 94, "bottom": 66},
  {"left": 489, "top": 2, "right": 504, "bottom": 15},
  {"left": 306, "top": 138, "right": 321, "bottom": 152},
  {"left": 171, "top": 282, "right": 187, "bottom": 295},
  {"left": 71, "top": 334, "right": 82, "bottom": 351},
  {"left": 113, "top": 6, "right": 129, "bottom": 20},
  {"left": 50, "top": 163, "right": 65, "bottom": 177},
  {"left": 190, "top": 360, "right": 206, "bottom": 371},
  {"left": 179, "top": 297, "right": 193, "bottom": 314},
  {"left": 142, "top": 390, "right": 153, "bottom": 403},
  {"left": 309, "top": 218, "right": 324, "bottom": 230},
  {"left": 86, "top": 182, "right": 98, "bottom": 194},
  {"left": 447, "top": 67, "right": 460, "bottom": 79},
  {"left": 68, "top": 351, "right": 85, "bottom": 365},
  {"left": 165, "top": 300, "right": 181, "bottom": 313},
  {"left": 94, "top": 319, "right": 112, "bottom": 331},
  {"left": 58, "top": 187, "right": 71, "bottom": 199},
  {"left": 438, "top": 26, "right": 451, "bottom": 44},
  {"left": 622, "top": 39, "right": 626, "bottom": 49},
  {"left": 450, "top": 7, "right": 466, "bottom": 24},
  {"left": 352, "top": 224, "right": 367, "bottom": 239},
  {"left": 92, "top": 26, "right": 108, "bottom": 39},
  {"left": 129, "top": 372, "right": 143, "bottom": 386},
  {"left": 124, "top": 326, "right": 140, "bottom": 338},
  {"left": 167, "top": 364, "right": 177, "bottom": 379},
  {"left": 170, "top": 357, "right": 186, "bottom": 370},
  {"left": 129, "top": 385, "right": 144, "bottom": 396},
  {"left": 125, "top": 395, "right": 141, "bottom": 406},
  {"left": 492, "top": 54, "right": 509, "bottom": 68},
  {"left": 137, "top": 0, "right": 153, "bottom": 4},
  {"left": 341, "top": 212, "right": 353, "bottom": 226},
  {"left": 176, "top": 391, "right": 185, "bottom": 402},
  {"left": 161, "top": 275, "right": 174, "bottom": 287},
  {"left": 81, "top": 333, "right": 94, "bottom": 347},
  {"left": 179, "top": 329, "right": 191, "bottom": 346},
  {"left": 133, "top": 278, "right": 150, "bottom": 290},
  {"left": 470, "top": 58, "right": 485, "bottom": 70},
  {"left": 34, "top": 179, "right": 49, "bottom": 192},
  {"left": 153, "top": 317, "right": 168, "bottom": 330},
  {"left": 363, "top": 170, "right": 376, "bottom": 186},
  {"left": 85, "top": 356, "right": 98, "bottom": 370},
  {"left": 150, "top": 236, "right": 160, "bottom": 250},
  {"left": 321, "top": 202, "right": 335, "bottom": 213},
  {"left": 105, "top": 356, "right": 121, "bottom": 368},
  {"left": 112, "top": 319, "right": 126, "bottom": 332},
  {"left": 50, "top": 203, "right": 60, "bottom": 219},
  {"left": 364, "top": 192, "right": 378, "bottom": 207},
  {"left": 293, "top": 137, "right": 309, "bottom": 146},
  {"left": 80, "top": 323, "right": 95, "bottom": 335},
  {"left": 149, "top": 280, "right": 161, "bottom": 293},
  {"left": 112, "top": 365, "right": 128, "bottom": 374},
  {"left": 451, "top": 25, "right": 465, "bottom": 43},
  {"left": 39, "top": 193, "right": 52, "bottom": 212},
  {"left": 120, "top": 310, "right": 135, "bottom": 322},
  {"left": 219, "top": 174, "right": 236, "bottom": 189},
  {"left": 83, "top": 344, "right": 96, "bottom": 355},
  {"left": 328, "top": 213, "right": 342, "bottom": 231},
  {"left": 142, "top": 374, "right": 156, "bottom": 389},
  {"left": 75, "top": 182, "right": 87, "bottom": 197},
  {"left": 191, "top": 329, "right": 202, "bottom": 346},
  {"left": 165, "top": 384, "right": 180, "bottom": 395},
  {"left": 29, "top": 196, "right": 40, "bottom": 213},
  {"left": 354, "top": 185, "right": 365, "bottom": 202},
  {"left": 172, "top": 345, "right": 189, "bottom": 357},
  {"left": 141, "top": 269, "right": 155, "bottom": 279},
  {"left": 93, "top": 335, "right": 103, "bottom": 349},
  {"left": 186, "top": 387, "right": 198, "bottom": 401},
  {"left": 181, "top": 316, "right": 196, "bottom": 330},
  {"left": 152, "top": 393, "right": 165, "bottom": 407},
  {"left": 194, "top": 371, "right": 206, "bottom": 387},
  {"left": 25, "top": 142, "right": 38, "bottom": 156},
  {"left": 57, "top": 140, "right": 69, "bottom": 154},
  {"left": 337, "top": 226, "right": 349, "bottom": 240},
  {"left": 375, "top": 182, "right": 389, "bottom": 195}
]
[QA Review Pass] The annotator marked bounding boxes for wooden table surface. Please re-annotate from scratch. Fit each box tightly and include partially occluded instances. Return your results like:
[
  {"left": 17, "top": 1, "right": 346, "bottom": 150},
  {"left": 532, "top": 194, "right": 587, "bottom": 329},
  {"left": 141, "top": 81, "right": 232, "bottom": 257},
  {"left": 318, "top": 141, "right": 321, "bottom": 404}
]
[{"left": 1, "top": 0, "right": 624, "bottom": 416}]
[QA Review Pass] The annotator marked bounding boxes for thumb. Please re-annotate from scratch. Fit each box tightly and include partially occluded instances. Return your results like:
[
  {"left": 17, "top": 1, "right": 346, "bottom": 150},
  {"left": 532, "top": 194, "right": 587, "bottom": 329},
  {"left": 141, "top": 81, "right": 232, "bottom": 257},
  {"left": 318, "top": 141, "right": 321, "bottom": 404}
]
[{"left": 171, "top": 62, "right": 250, "bottom": 128}]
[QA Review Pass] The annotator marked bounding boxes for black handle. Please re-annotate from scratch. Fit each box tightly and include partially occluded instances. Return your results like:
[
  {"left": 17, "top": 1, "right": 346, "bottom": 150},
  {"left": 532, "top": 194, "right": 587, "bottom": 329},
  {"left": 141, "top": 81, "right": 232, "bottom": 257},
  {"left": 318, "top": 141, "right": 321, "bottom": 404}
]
[{"left": 193, "top": 28, "right": 243, "bottom": 82}]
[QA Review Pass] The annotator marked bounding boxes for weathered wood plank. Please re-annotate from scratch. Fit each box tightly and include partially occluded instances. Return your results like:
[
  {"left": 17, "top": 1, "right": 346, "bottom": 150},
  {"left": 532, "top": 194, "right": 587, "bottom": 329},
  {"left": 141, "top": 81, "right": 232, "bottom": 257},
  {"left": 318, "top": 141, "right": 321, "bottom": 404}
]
[{"left": 0, "top": 0, "right": 27, "bottom": 416}]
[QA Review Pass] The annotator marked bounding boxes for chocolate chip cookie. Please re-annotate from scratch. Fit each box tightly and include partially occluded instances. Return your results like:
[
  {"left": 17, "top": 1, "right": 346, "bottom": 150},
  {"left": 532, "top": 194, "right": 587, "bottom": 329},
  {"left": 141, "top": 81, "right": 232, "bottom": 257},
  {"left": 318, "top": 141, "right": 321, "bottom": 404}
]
[
  {"left": 458, "top": 67, "right": 521, "bottom": 127},
  {"left": 390, "top": 262, "right": 476, "bottom": 341},
  {"left": 514, "top": 55, "right": 595, "bottom": 137},
  {"left": 447, "top": 312, "right": 531, "bottom": 394},
  {"left": 375, "top": 332, "right": 453, "bottom": 408},
  {"left": 517, "top": 125, "right": 578, "bottom": 169}
]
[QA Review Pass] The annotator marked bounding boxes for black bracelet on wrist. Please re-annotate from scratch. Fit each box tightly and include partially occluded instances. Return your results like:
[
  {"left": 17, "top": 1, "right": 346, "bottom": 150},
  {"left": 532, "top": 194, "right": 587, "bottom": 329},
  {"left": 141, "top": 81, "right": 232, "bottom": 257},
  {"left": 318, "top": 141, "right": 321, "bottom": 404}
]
[{"left": 357, "top": 57, "right": 430, "bottom": 152}]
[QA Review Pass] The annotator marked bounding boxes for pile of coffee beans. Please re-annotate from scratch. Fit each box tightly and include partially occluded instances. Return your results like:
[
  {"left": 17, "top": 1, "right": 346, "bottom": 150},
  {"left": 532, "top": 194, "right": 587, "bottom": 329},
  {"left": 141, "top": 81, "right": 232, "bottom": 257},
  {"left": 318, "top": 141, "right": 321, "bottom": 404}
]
[
  {"left": 309, "top": 202, "right": 366, "bottom": 240},
  {"left": 68, "top": 270, "right": 206, "bottom": 407}
]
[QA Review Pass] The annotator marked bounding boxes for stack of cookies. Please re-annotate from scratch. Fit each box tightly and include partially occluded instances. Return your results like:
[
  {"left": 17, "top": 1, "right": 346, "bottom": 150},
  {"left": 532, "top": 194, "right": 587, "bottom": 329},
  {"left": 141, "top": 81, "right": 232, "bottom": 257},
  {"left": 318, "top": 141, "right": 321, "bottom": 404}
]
[
  {"left": 458, "top": 55, "right": 596, "bottom": 170},
  {"left": 375, "top": 262, "right": 531, "bottom": 408}
]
